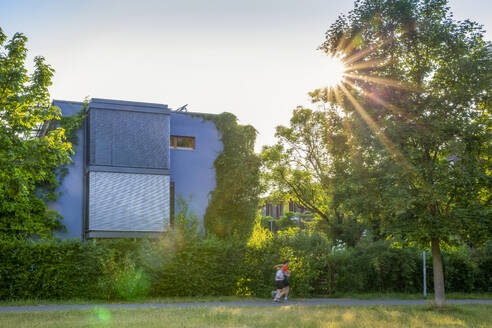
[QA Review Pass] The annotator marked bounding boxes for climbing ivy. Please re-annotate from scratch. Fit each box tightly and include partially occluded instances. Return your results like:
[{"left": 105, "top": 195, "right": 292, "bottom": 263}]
[
  {"left": 58, "top": 101, "right": 87, "bottom": 147},
  {"left": 198, "top": 112, "right": 261, "bottom": 238},
  {"left": 41, "top": 101, "right": 87, "bottom": 199}
]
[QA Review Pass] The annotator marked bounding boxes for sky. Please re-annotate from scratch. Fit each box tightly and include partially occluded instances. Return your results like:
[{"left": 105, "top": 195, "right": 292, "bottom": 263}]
[{"left": 1, "top": 0, "right": 491, "bottom": 152}]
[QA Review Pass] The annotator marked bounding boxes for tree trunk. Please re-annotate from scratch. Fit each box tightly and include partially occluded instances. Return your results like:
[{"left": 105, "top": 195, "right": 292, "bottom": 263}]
[{"left": 431, "top": 237, "right": 446, "bottom": 307}]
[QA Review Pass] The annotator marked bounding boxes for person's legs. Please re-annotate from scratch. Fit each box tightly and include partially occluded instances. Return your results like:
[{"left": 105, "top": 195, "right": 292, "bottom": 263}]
[
  {"left": 283, "top": 285, "right": 289, "bottom": 300},
  {"left": 274, "top": 288, "right": 284, "bottom": 301},
  {"left": 274, "top": 280, "right": 285, "bottom": 301}
]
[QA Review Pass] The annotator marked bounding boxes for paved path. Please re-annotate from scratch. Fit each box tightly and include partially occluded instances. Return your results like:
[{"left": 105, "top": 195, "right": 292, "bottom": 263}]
[{"left": 1, "top": 299, "right": 491, "bottom": 313}]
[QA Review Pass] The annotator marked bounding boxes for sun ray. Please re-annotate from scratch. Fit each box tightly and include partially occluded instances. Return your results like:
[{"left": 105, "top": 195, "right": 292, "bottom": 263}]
[
  {"left": 336, "top": 34, "right": 350, "bottom": 56},
  {"left": 333, "top": 85, "right": 356, "bottom": 139},
  {"left": 343, "top": 76, "right": 431, "bottom": 138},
  {"left": 338, "top": 83, "right": 415, "bottom": 172},
  {"left": 341, "top": 36, "right": 359, "bottom": 57},
  {"left": 345, "top": 73, "right": 421, "bottom": 92},
  {"left": 344, "top": 58, "right": 387, "bottom": 72},
  {"left": 343, "top": 79, "right": 410, "bottom": 120},
  {"left": 343, "top": 42, "right": 383, "bottom": 66},
  {"left": 364, "top": 87, "right": 433, "bottom": 142}
]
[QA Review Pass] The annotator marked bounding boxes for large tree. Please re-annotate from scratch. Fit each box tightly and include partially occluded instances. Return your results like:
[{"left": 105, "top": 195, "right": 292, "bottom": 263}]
[
  {"left": 261, "top": 106, "right": 366, "bottom": 246},
  {"left": 315, "top": 0, "right": 491, "bottom": 306},
  {"left": 0, "top": 28, "right": 72, "bottom": 239}
]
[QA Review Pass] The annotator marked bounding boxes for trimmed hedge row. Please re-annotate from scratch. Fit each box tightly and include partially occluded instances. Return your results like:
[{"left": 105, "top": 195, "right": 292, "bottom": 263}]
[
  {"left": 0, "top": 239, "right": 105, "bottom": 299},
  {"left": 0, "top": 230, "right": 490, "bottom": 300}
]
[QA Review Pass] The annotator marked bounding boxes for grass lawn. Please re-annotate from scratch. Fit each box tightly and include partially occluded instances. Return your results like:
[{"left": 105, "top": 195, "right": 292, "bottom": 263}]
[{"left": 1, "top": 304, "right": 491, "bottom": 328}]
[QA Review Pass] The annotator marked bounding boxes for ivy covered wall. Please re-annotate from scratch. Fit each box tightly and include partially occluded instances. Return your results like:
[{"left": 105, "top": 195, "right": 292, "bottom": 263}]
[{"left": 200, "top": 113, "right": 261, "bottom": 238}]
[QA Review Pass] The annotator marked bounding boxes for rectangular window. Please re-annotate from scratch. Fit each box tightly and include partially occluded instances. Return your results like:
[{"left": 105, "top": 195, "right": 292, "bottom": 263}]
[{"left": 170, "top": 136, "right": 195, "bottom": 150}]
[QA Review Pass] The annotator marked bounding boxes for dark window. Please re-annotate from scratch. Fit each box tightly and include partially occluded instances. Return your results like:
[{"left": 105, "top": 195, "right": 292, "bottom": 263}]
[
  {"left": 265, "top": 202, "right": 271, "bottom": 216},
  {"left": 170, "top": 136, "right": 195, "bottom": 150}
]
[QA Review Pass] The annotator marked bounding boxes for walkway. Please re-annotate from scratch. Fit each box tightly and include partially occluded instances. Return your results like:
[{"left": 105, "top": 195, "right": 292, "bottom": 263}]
[{"left": 1, "top": 299, "right": 491, "bottom": 313}]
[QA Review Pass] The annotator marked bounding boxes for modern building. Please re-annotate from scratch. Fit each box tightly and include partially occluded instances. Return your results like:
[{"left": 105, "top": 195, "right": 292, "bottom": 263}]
[{"left": 49, "top": 98, "right": 222, "bottom": 239}]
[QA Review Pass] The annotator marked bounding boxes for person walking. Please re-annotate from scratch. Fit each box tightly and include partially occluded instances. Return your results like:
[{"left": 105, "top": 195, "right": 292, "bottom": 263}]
[
  {"left": 273, "top": 264, "right": 285, "bottom": 302},
  {"left": 281, "top": 260, "right": 290, "bottom": 301}
]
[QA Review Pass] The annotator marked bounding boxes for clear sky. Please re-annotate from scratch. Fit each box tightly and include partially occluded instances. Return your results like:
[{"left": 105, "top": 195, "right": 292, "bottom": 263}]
[{"left": 1, "top": 0, "right": 490, "bottom": 152}]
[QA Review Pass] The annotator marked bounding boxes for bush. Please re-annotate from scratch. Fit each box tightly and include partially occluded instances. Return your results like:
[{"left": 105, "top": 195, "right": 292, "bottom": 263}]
[
  {"left": 0, "top": 232, "right": 489, "bottom": 300},
  {"left": 0, "top": 238, "right": 106, "bottom": 299},
  {"left": 442, "top": 246, "right": 479, "bottom": 293},
  {"left": 474, "top": 241, "right": 492, "bottom": 292},
  {"left": 147, "top": 234, "right": 245, "bottom": 296}
]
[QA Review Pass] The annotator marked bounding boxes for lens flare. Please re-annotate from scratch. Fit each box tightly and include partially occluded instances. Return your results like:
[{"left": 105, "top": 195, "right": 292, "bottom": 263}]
[
  {"left": 325, "top": 56, "right": 346, "bottom": 88},
  {"left": 93, "top": 307, "right": 112, "bottom": 323}
]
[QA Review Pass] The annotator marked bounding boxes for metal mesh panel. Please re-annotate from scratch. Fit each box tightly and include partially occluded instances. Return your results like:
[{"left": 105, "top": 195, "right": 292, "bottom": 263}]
[
  {"left": 88, "top": 172, "right": 170, "bottom": 232},
  {"left": 89, "top": 109, "right": 170, "bottom": 168}
]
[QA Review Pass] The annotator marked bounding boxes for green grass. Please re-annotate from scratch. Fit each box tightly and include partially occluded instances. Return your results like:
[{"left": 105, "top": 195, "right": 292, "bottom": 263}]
[{"left": 1, "top": 305, "right": 491, "bottom": 327}]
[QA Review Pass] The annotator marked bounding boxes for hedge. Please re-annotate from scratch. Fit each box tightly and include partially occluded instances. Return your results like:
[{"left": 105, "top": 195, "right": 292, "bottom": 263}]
[{"left": 0, "top": 230, "right": 490, "bottom": 300}]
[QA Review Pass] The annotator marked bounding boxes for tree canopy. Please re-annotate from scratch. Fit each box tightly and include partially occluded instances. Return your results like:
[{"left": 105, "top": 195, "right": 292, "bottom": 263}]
[
  {"left": 262, "top": 0, "right": 490, "bottom": 307},
  {"left": 0, "top": 28, "right": 73, "bottom": 239},
  {"left": 320, "top": 0, "right": 491, "bottom": 306},
  {"left": 261, "top": 107, "right": 366, "bottom": 246}
]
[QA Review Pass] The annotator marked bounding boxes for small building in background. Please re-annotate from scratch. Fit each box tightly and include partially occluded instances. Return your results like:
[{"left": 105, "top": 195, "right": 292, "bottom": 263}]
[
  {"left": 261, "top": 200, "right": 307, "bottom": 219},
  {"left": 49, "top": 98, "right": 222, "bottom": 239}
]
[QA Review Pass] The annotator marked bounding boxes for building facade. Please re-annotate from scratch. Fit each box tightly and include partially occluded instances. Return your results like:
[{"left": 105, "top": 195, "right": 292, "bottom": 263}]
[
  {"left": 50, "top": 98, "right": 222, "bottom": 239},
  {"left": 261, "top": 200, "right": 307, "bottom": 219}
]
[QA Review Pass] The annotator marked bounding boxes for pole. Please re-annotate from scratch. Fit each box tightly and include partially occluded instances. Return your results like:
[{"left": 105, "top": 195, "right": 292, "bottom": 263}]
[{"left": 423, "top": 251, "right": 427, "bottom": 297}]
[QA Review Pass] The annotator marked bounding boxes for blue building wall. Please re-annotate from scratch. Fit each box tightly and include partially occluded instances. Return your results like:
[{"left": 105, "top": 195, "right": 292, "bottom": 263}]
[
  {"left": 170, "top": 113, "right": 223, "bottom": 225},
  {"left": 51, "top": 100, "right": 85, "bottom": 239},
  {"left": 49, "top": 99, "right": 222, "bottom": 239}
]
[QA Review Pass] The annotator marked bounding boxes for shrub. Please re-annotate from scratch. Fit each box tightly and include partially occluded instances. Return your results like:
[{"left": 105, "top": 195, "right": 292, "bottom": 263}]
[
  {"left": 147, "top": 234, "right": 245, "bottom": 296},
  {"left": 0, "top": 238, "right": 105, "bottom": 299},
  {"left": 442, "top": 246, "right": 479, "bottom": 293},
  {"left": 0, "top": 232, "right": 489, "bottom": 300},
  {"left": 474, "top": 241, "right": 492, "bottom": 292}
]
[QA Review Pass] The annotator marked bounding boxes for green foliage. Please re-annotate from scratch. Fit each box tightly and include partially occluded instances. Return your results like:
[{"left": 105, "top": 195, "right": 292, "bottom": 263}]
[
  {"left": 319, "top": 0, "right": 491, "bottom": 247},
  {"left": 147, "top": 235, "right": 246, "bottom": 297},
  {"left": 260, "top": 212, "right": 310, "bottom": 232},
  {"left": 94, "top": 239, "right": 153, "bottom": 300},
  {"left": 305, "top": 0, "right": 491, "bottom": 305},
  {"left": 44, "top": 102, "right": 87, "bottom": 192},
  {"left": 0, "top": 27, "right": 73, "bottom": 239},
  {"left": 57, "top": 102, "right": 86, "bottom": 147},
  {"left": 0, "top": 238, "right": 105, "bottom": 300},
  {"left": 201, "top": 112, "right": 261, "bottom": 238},
  {"left": 240, "top": 225, "right": 492, "bottom": 297},
  {"left": 0, "top": 231, "right": 489, "bottom": 300},
  {"left": 261, "top": 107, "right": 366, "bottom": 246},
  {"left": 173, "top": 196, "right": 200, "bottom": 238},
  {"left": 474, "top": 241, "right": 492, "bottom": 292}
]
